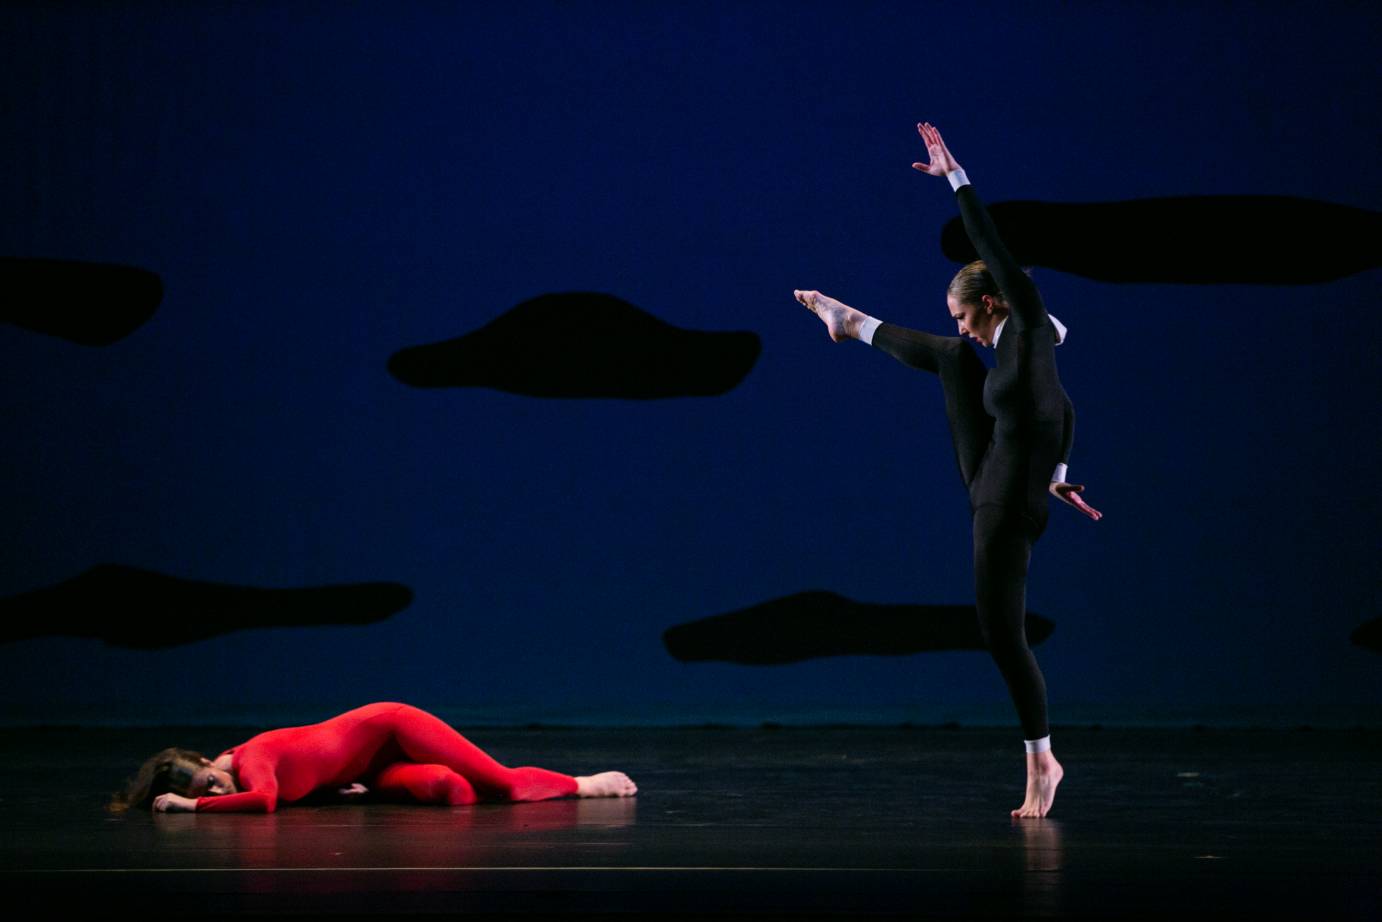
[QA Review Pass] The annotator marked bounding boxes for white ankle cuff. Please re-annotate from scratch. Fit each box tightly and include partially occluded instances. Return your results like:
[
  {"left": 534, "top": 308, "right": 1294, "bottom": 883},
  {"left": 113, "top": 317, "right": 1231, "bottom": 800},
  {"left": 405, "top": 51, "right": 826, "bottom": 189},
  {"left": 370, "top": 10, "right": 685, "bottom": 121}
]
[
  {"left": 859, "top": 315, "right": 882, "bottom": 345},
  {"left": 1024, "top": 735, "right": 1051, "bottom": 754}
]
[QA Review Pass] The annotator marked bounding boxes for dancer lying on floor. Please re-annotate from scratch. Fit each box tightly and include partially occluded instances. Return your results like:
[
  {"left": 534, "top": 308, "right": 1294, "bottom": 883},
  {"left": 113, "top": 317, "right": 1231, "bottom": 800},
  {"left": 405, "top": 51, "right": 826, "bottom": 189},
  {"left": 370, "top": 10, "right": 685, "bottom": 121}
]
[{"left": 109, "top": 701, "right": 637, "bottom": 813}]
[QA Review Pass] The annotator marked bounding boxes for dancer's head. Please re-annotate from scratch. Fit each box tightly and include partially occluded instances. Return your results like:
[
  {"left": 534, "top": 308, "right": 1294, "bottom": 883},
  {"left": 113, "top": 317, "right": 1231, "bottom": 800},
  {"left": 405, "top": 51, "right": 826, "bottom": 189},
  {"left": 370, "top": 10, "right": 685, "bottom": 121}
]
[
  {"left": 107, "top": 747, "right": 237, "bottom": 812},
  {"left": 947, "top": 260, "right": 1009, "bottom": 347}
]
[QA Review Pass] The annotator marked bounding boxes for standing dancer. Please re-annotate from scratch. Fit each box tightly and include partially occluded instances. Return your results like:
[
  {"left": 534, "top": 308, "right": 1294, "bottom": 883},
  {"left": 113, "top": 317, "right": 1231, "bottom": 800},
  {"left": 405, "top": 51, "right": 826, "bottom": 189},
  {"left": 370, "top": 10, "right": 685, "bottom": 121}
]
[{"left": 794, "top": 122, "right": 1101, "bottom": 818}]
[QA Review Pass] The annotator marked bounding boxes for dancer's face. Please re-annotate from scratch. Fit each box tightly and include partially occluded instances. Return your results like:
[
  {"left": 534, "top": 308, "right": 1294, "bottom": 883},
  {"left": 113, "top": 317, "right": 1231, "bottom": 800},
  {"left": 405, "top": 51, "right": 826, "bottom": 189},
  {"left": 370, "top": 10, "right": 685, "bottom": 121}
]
[
  {"left": 947, "top": 295, "right": 1007, "bottom": 347},
  {"left": 184, "top": 759, "right": 238, "bottom": 797}
]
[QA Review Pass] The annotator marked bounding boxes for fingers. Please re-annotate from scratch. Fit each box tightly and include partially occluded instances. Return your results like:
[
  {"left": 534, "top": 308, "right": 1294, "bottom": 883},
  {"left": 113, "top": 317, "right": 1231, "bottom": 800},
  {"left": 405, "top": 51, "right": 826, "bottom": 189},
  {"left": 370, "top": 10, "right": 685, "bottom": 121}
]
[
  {"left": 914, "top": 124, "right": 933, "bottom": 173},
  {"left": 913, "top": 122, "right": 959, "bottom": 177},
  {"left": 1055, "top": 486, "right": 1103, "bottom": 521},
  {"left": 1071, "top": 494, "right": 1103, "bottom": 521}
]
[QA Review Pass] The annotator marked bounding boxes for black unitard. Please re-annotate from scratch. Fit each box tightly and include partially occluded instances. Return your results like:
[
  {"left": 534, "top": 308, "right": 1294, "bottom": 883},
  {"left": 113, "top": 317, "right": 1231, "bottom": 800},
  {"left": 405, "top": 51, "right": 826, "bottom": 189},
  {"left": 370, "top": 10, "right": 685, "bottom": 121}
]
[{"left": 872, "top": 181, "right": 1074, "bottom": 740}]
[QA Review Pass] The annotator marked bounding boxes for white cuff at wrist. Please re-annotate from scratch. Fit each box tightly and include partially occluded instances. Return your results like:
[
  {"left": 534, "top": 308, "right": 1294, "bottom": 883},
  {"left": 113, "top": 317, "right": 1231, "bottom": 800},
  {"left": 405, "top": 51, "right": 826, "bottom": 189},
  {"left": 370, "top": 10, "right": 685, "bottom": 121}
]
[
  {"left": 947, "top": 169, "right": 970, "bottom": 191},
  {"left": 859, "top": 316, "right": 882, "bottom": 345},
  {"left": 1051, "top": 463, "right": 1068, "bottom": 484}
]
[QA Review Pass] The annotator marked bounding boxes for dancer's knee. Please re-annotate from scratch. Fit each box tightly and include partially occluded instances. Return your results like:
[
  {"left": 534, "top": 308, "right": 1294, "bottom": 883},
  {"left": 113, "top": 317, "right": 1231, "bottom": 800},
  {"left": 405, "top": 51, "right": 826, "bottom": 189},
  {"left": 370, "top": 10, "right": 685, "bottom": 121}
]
[
  {"left": 414, "top": 764, "right": 475, "bottom": 804},
  {"left": 436, "top": 771, "right": 478, "bottom": 805},
  {"left": 980, "top": 625, "right": 1032, "bottom": 663},
  {"left": 373, "top": 762, "right": 477, "bottom": 805}
]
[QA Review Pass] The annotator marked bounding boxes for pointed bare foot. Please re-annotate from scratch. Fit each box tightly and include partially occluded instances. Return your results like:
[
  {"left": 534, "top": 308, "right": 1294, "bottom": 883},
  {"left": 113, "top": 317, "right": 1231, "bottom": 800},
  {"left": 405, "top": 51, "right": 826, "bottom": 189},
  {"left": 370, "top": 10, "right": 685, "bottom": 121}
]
[
  {"left": 794, "top": 289, "right": 866, "bottom": 342},
  {"left": 574, "top": 771, "right": 637, "bottom": 798},
  {"left": 1012, "top": 752, "right": 1063, "bottom": 818}
]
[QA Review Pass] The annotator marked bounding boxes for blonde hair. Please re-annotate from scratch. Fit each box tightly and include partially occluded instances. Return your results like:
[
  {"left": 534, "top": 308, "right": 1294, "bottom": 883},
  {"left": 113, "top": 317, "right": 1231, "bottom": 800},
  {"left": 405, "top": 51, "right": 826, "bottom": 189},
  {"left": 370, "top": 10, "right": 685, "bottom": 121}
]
[
  {"left": 948, "top": 260, "right": 1002, "bottom": 307},
  {"left": 947, "top": 260, "right": 1033, "bottom": 308},
  {"left": 107, "top": 747, "right": 207, "bottom": 813}
]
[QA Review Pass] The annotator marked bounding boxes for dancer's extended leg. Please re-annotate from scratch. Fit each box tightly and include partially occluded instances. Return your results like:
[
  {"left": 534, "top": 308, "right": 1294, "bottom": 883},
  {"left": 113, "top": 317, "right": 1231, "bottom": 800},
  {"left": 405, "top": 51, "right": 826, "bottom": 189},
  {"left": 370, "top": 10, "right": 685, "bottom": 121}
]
[
  {"left": 871, "top": 323, "right": 993, "bottom": 489},
  {"left": 795, "top": 289, "right": 992, "bottom": 488}
]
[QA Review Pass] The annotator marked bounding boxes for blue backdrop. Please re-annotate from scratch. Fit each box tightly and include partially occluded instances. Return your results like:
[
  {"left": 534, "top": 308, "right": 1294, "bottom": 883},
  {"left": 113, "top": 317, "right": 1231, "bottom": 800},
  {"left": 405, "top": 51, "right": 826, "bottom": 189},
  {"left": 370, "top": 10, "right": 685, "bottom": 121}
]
[{"left": 2, "top": 1, "right": 1378, "bottom": 727}]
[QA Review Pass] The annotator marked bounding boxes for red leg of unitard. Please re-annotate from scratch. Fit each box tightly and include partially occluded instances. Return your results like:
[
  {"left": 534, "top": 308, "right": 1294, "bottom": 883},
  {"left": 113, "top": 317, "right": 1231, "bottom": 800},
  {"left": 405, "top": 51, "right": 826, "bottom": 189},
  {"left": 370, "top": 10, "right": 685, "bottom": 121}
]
[
  {"left": 372, "top": 762, "right": 478, "bottom": 805},
  {"left": 378, "top": 704, "right": 578, "bottom": 802}
]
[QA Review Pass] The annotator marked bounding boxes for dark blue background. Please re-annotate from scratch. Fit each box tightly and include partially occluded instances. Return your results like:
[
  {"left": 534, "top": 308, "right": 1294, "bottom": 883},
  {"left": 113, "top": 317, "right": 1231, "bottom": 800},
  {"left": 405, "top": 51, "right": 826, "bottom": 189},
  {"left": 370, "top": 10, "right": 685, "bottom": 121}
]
[{"left": 2, "top": 2, "right": 1378, "bottom": 727}]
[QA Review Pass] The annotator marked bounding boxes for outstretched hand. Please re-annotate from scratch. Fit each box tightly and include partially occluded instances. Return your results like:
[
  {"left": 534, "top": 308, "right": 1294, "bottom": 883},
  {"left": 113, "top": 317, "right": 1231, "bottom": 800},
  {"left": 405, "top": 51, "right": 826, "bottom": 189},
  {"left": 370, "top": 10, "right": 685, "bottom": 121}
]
[
  {"left": 912, "top": 122, "right": 962, "bottom": 177},
  {"left": 1049, "top": 482, "right": 1102, "bottom": 521}
]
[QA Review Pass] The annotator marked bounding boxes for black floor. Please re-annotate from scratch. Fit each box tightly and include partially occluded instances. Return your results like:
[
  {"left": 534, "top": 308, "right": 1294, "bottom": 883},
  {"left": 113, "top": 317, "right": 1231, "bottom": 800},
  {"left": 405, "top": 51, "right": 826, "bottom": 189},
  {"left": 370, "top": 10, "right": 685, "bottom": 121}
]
[{"left": 3, "top": 726, "right": 1379, "bottom": 918}]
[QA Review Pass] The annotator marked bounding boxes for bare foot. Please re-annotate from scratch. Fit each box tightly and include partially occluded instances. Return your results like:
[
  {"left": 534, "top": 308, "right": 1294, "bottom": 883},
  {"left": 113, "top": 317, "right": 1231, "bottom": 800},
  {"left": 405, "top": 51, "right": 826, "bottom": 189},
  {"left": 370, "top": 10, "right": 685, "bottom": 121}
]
[
  {"left": 1012, "top": 752, "right": 1063, "bottom": 818},
  {"left": 574, "top": 771, "right": 637, "bottom": 798},
  {"left": 794, "top": 289, "right": 865, "bottom": 342}
]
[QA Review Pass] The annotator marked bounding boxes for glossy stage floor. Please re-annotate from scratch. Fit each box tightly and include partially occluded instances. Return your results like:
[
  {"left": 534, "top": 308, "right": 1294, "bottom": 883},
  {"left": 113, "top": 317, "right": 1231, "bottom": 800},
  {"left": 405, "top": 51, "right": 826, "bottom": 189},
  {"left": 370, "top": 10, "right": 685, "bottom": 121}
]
[{"left": 3, "top": 725, "right": 1378, "bottom": 918}]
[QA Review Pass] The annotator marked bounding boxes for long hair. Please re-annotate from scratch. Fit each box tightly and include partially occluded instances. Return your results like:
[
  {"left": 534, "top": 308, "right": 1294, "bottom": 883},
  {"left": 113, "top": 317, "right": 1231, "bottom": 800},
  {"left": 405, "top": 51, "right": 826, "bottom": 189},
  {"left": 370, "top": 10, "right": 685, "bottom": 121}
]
[{"left": 107, "top": 747, "right": 207, "bottom": 813}]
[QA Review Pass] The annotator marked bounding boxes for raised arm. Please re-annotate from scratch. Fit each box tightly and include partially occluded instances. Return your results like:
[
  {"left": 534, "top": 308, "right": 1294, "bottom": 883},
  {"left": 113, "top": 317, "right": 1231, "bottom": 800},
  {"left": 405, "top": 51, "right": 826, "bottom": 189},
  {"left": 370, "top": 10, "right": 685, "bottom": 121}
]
[{"left": 912, "top": 122, "right": 1046, "bottom": 331}]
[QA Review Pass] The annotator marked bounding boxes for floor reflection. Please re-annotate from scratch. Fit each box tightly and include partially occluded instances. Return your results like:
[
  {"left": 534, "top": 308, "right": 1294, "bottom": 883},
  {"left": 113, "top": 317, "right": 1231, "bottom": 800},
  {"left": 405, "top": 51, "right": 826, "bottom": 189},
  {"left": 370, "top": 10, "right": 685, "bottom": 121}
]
[
  {"left": 150, "top": 795, "right": 639, "bottom": 877},
  {"left": 1016, "top": 818, "right": 1064, "bottom": 916}
]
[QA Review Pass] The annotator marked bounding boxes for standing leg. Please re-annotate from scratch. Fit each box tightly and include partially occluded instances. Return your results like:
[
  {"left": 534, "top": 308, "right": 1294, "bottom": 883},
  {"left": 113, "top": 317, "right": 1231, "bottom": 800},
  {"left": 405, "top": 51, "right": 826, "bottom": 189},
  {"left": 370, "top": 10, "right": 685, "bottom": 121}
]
[
  {"left": 972, "top": 506, "right": 1064, "bottom": 817},
  {"left": 972, "top": 505, "right": 1048, "bottom": 739}
]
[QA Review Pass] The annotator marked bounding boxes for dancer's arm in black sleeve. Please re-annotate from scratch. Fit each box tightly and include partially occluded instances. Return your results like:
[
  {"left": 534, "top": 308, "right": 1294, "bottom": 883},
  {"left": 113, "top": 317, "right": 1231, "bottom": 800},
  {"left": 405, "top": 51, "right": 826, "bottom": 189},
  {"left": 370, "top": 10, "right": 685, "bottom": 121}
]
[
  {"left": 1050, "top": 403, "right": 1101, "bottom": 519},
  {"left": 953, "top": 183, "right": 1049, "bottom": 333},
  {"left": 912, "top": 121, "right": 1048, "bottom": 333},
  {"left": 1060, "top": 401, "right": 1075, "bottom": 471}
]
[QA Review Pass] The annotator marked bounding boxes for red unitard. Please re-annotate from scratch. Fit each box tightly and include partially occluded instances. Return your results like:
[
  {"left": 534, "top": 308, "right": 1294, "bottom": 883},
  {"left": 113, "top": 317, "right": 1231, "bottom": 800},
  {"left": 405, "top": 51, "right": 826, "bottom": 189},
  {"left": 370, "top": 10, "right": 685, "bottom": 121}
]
[{"left": 195, "top": 702, "right": 578, "bottom": 813}]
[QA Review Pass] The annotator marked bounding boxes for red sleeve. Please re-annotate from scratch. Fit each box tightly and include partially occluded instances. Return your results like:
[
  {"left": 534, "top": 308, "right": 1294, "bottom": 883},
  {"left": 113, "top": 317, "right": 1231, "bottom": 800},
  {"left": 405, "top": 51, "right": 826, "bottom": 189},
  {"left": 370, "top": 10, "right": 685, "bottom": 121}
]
[
  {"left": 195, "top": 789, "right": 277, "bottom": 813},
  {"left": 195, "top": 748, "right": 280, "bottom": 813}
]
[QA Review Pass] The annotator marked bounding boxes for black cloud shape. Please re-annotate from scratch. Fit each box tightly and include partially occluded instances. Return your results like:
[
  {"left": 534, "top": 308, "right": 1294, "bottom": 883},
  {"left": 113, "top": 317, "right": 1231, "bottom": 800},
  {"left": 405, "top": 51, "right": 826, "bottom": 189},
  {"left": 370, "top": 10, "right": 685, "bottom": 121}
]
[
  {"left": 0, "top": 565, "right": 413, "bottom": 649},
  {"left": 939, "top": 196, "right": 1381, "bottom": 284},
  {"left": 663, "top": 590, "right": 1054, "bottom": 665},
  {"left": 388, "top": 292, "right": 761, "bottom": 398},
  {"left": 1, "top": 258, "right": 162, "bottom": 345},
  {"left": 1350, "top": 618, "right": 1382, "bottom": 654}
]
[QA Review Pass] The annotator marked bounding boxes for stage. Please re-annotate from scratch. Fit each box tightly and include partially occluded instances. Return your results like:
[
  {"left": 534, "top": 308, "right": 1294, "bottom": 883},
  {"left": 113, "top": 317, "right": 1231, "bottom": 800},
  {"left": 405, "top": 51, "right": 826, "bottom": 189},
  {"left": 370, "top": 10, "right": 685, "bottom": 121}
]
[{"left": 3, "top": 725, "right": 1377, "bottom": 918}]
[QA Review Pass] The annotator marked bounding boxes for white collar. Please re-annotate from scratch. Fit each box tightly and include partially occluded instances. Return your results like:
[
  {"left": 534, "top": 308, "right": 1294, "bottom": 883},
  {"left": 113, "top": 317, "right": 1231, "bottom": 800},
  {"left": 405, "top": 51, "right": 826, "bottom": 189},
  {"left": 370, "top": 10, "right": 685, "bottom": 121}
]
[{"left": 992, "top": 313, "right": 1066, "bottom": 348}]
